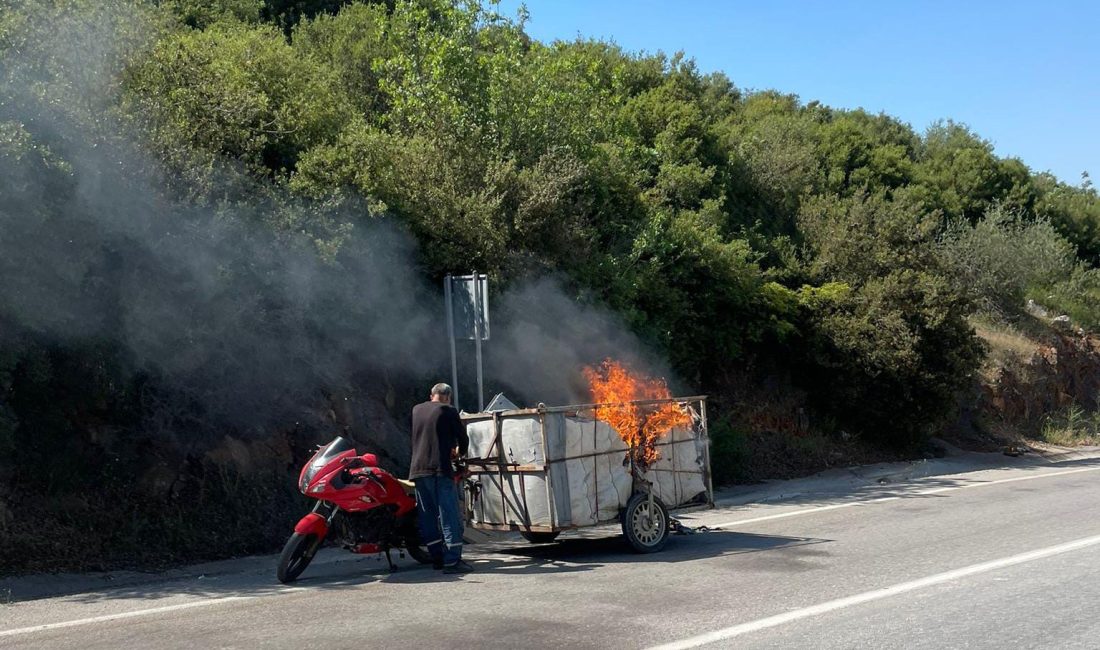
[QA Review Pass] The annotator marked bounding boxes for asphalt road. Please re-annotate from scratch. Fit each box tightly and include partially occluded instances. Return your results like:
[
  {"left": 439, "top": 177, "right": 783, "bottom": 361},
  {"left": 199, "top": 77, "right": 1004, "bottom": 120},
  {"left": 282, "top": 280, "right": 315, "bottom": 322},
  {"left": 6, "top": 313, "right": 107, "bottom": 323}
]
[{"left": 5, "top": 456, "right": 1100, "bottom": 649}]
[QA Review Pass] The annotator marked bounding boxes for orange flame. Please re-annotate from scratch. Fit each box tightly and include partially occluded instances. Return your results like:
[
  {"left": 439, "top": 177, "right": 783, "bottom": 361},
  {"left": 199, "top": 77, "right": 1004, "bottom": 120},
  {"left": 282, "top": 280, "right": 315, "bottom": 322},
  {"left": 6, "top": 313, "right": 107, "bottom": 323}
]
[{"left": 582, "top": 359, "right": 692, "bottom": 467}]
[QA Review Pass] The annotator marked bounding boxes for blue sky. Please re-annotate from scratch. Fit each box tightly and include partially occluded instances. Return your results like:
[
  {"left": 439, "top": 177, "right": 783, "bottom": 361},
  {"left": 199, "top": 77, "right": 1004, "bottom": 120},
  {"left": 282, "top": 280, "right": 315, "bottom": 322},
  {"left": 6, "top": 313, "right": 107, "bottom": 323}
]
[{"left": 496, "top": 0, "right": 1098, "bottom": 186}]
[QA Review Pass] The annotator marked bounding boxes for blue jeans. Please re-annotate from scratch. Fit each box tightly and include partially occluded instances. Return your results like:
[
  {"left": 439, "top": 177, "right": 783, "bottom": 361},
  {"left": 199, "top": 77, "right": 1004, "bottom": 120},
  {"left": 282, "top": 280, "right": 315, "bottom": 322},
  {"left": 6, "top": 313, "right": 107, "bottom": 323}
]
[{"left": 414, "top": 475, "right": 463, "bottom": 565}]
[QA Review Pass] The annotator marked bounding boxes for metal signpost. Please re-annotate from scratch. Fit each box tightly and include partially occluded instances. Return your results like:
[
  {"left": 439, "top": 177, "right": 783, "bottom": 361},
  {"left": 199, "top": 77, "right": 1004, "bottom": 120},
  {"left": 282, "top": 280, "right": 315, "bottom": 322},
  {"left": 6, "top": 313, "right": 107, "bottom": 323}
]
[{"left": 444, "top": 273, "right": 489, "bottom": 411}]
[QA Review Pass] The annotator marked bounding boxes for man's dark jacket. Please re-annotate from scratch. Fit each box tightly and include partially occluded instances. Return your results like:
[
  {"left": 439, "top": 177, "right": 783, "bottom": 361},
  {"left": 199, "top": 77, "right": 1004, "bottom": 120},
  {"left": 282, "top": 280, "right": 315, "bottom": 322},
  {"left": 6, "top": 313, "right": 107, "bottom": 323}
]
[{"left": 409, "top": 400, "right": 469, "bottom": 480}]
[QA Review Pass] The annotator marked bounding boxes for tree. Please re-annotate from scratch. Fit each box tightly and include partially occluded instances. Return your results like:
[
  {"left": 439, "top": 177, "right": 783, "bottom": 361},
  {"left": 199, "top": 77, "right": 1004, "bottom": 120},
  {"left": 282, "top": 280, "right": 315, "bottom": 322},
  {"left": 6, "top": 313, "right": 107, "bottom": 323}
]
[{"left": 123, "top": 20, "right": 353, "bottom": 182}]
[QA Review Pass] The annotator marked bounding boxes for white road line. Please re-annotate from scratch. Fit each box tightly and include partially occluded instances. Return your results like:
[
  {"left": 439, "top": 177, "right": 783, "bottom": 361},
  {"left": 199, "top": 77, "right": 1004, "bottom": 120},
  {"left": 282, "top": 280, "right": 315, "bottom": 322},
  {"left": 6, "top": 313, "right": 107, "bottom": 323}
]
[
  {"left": 648, "top": 532, "right": 1100, "bottom": 650},
  {"left": 706, "top": 465, "right": 1100, "bottom": 529},
  {"left": 0, "top": 596, "right": 255, "bottom": 638}
]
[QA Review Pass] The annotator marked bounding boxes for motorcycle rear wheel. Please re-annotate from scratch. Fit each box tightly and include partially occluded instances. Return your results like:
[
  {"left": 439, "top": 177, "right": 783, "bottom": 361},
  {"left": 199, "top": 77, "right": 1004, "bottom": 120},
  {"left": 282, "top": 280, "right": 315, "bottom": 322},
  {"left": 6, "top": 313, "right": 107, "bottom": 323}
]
[
  {"left": 403, "top": 532, "right": 435, "bottom": 565},
  {"left": 404, "top": 543, "right": 434, "bottom": 565},
  {"left": 277, "top": 532, "right": 320, "bottom": 583}
]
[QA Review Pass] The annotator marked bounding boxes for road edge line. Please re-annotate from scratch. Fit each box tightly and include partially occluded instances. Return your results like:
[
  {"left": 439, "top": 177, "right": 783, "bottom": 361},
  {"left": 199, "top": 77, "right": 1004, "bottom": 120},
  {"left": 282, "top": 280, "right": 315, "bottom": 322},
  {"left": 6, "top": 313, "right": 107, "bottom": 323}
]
[{"left": 0, "top": 596, "right": 255, "bottom": 638}]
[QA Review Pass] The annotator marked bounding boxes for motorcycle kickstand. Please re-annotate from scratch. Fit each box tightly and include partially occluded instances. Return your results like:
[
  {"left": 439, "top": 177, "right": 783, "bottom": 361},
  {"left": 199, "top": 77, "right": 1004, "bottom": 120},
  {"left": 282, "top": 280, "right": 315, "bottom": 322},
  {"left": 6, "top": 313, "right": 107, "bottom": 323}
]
[{"left": 384, "top": 548, "right": 397, "bottom": 572}]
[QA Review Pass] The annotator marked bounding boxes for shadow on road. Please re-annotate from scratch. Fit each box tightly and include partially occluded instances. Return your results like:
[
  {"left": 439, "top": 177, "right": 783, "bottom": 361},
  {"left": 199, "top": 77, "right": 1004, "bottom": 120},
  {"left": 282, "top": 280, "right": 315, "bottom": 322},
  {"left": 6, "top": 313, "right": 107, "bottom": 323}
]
[
  {"left": 492, "top": 530, "right": 831, "bottom": 568},
  {"left": 383, "top": 529, "right": 832, "bottom": 583},
  {"left": 43, "top": 530, "right": 830, "bottom": 603}
]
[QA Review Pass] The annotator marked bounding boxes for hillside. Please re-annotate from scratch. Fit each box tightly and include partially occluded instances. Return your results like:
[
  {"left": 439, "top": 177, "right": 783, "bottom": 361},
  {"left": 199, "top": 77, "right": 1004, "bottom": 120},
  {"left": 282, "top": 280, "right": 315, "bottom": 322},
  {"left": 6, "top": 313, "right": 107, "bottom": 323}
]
[{"left": 1, "top": 0, "right": 1098, "bottom": 574}]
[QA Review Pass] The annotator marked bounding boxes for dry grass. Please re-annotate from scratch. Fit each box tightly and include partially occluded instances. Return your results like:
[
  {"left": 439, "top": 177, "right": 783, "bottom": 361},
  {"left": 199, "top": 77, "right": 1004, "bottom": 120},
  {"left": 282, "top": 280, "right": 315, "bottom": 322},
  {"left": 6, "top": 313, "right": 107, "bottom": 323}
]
[
  {"left": 972, "top": 317, "right": 1040, "bottom": 358},
  {"left": 974, "top": 322, "right": 1039, "bottom": 358},
  {"left": 971, "top": 317, "right": 1042, "bottom": 383}
]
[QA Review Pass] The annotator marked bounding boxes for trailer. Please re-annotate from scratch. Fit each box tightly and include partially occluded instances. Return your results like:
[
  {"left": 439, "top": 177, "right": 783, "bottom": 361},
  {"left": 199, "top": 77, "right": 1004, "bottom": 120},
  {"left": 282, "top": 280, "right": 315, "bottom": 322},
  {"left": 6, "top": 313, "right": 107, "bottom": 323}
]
[{"left": 461, "top": 396, "right": 713, "bottom": 553}]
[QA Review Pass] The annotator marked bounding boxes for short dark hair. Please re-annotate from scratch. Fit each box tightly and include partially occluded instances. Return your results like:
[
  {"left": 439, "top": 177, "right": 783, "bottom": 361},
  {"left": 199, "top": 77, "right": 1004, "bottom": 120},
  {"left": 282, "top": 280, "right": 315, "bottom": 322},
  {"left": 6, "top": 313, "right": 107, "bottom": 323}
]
[{"left": 430, "top": 383, "right": 452, "bottom": 397}]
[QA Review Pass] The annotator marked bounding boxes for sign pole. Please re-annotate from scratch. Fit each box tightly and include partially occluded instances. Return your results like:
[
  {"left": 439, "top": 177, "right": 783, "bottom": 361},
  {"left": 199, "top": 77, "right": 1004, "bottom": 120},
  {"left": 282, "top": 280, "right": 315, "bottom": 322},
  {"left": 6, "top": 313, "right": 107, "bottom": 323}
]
[
  {"left": 444, "top": 274, "right": 460, "bottom": 411},
  {"left": 472, "top": 272, "right": 485, "bottom": 412}
]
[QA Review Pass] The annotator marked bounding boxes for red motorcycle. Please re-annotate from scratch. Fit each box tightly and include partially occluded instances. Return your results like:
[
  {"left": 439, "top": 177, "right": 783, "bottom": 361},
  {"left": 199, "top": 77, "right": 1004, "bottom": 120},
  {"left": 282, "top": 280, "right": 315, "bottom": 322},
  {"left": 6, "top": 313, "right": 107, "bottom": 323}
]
[{"left": 277, "top": 436, "right": 433, "bottom": 583}]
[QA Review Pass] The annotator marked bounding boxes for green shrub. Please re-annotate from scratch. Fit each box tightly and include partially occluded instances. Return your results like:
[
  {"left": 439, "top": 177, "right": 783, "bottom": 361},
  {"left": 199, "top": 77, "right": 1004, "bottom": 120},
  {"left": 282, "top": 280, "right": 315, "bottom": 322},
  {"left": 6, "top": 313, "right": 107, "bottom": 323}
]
[
  {"left": 797, "top": 192, "right": 982, "bottom": 448},
  {"left": 938, "top": 204, "right": 1077, "bottom": 316},
  {"left": 123, "top": 19, "right": 354, "bottom": 178},
  {"left": 1039, "top": 266, "right": 1100, "bottom": 330},
  {"left": 797, "top": 271, "right": 982, "bottom": 448},
  {"left": 1041, "top": 403, "right": 1100, "bottom": 446},
  {"left": 707, "top": 414, "right": 749, "bottom": 485}
]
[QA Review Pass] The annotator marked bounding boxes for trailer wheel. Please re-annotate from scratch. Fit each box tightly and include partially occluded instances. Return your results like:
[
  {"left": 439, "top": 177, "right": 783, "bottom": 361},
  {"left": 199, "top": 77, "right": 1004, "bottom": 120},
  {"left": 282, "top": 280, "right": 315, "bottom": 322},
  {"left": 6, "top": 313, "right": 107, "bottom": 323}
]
[
  {"left": 622, "top": 493, "right": 670, "bottom": 553},
  {"left": 520, "top": 531, "right": 560, "bottom": 544}
]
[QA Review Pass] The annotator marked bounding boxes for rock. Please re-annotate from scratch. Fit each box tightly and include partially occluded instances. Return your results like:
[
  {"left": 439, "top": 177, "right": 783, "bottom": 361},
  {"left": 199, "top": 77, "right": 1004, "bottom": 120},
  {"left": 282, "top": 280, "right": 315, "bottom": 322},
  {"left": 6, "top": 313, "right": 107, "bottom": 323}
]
[
  {"left": 1052, "top": 315, "right": 1073, "bottom": 331},
  {"left": 1026, "top": 299, "right": 1050, "bottom": 318}
]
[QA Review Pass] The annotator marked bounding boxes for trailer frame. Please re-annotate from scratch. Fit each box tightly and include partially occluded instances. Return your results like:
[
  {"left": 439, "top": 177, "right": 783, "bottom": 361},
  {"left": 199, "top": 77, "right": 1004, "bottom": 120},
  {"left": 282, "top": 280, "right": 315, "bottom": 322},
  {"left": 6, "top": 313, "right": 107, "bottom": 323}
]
[{"left": 460, "top": 396, "right": 713, "bottom": 552}]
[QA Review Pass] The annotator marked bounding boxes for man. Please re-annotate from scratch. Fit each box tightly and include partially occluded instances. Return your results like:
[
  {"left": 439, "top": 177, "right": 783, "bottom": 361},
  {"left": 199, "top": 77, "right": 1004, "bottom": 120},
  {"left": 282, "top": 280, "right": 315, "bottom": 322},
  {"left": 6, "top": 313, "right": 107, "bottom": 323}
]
[{"left": 409, "top": 382, "right": 473, "bottom": 574}]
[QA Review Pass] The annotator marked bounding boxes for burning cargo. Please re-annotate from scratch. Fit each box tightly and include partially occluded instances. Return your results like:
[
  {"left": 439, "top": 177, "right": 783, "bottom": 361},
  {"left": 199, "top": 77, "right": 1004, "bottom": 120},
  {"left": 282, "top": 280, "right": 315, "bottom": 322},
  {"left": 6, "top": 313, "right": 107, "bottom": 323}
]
[{"left": 462, "top": 361, "right": 712, "bottom": 552}]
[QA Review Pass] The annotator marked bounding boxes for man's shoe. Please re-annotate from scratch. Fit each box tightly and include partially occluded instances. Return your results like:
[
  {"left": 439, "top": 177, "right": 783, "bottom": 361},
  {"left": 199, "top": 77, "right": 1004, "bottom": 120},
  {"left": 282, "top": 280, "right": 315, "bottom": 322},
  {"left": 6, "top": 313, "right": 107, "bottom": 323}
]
[
  {"left": 432, "top": 559, "right": 444, "bottom": 570},
  {"left": 442, "top": 560, "right": 474, "bottom": 574}
]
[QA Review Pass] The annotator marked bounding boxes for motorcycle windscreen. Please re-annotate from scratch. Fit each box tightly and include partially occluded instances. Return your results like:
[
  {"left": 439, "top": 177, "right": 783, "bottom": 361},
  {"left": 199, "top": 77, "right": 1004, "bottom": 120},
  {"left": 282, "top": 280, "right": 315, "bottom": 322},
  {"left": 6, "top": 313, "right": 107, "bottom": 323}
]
[{"left": 299, "top": 437, "right": 356, "bottom": 492}]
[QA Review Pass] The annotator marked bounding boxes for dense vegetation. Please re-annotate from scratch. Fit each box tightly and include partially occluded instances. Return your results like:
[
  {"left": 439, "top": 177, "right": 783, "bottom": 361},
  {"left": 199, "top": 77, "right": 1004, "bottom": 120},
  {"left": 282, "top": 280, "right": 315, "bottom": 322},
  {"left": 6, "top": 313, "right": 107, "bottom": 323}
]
[{"left": 1, "top": 0, "right": 1098, "bottom": 573}]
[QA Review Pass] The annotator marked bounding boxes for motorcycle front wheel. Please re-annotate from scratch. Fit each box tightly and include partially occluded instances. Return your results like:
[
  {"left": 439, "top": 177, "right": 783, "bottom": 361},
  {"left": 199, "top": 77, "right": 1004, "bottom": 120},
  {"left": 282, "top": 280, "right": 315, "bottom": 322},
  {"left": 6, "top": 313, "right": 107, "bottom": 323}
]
[{"left": 277, "top": 532, "right": 320, "bottom": 583}]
